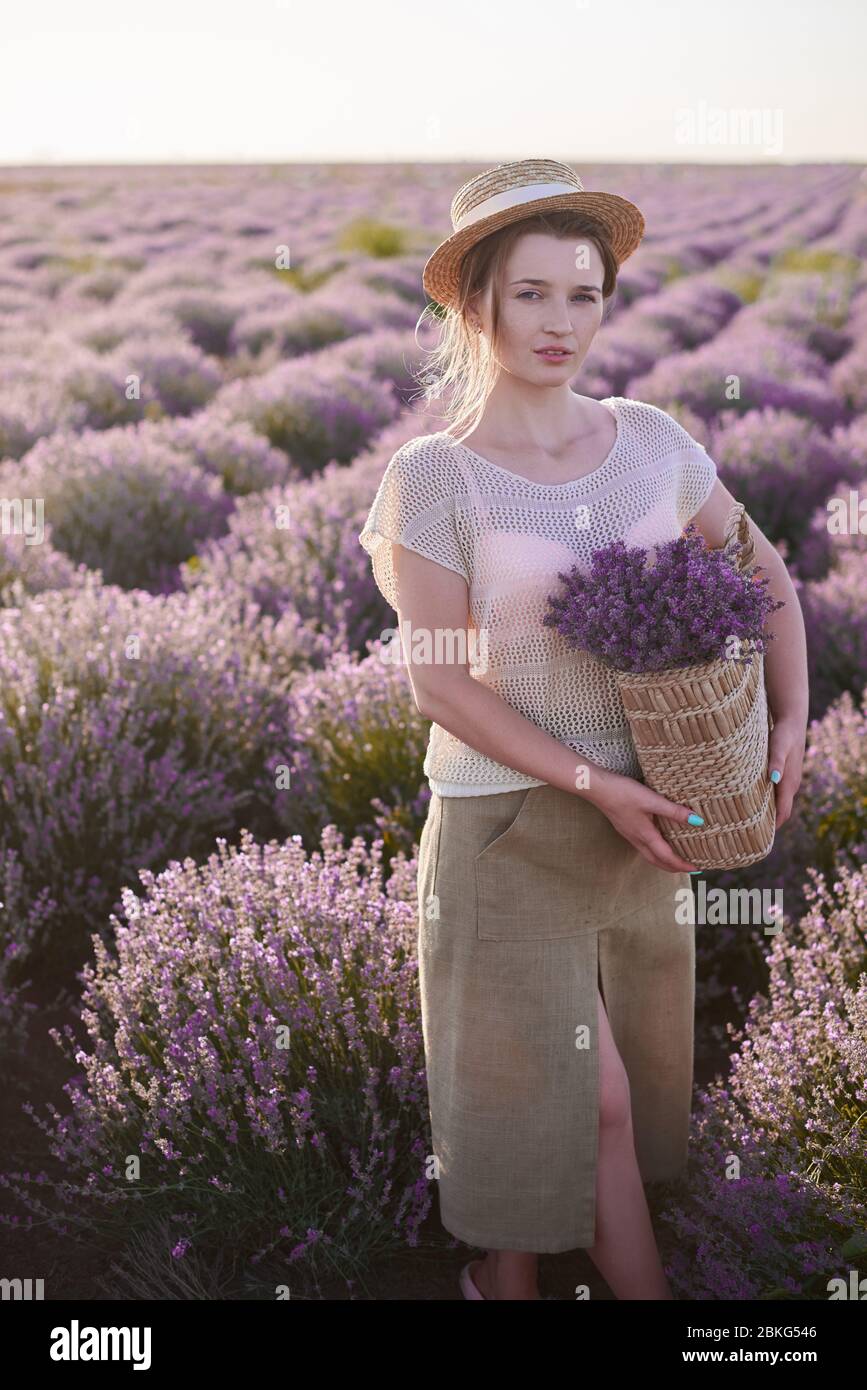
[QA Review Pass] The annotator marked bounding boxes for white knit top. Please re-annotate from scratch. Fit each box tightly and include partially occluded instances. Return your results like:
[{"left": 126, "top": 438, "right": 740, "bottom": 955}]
[{"left": 358, "top": 396, "right": 718, "bottom": 797}]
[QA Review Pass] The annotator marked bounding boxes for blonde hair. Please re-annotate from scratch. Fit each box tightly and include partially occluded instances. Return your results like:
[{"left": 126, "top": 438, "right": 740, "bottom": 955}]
[{"left": 412, "top": 211, "right": 620, "bottom": 443}]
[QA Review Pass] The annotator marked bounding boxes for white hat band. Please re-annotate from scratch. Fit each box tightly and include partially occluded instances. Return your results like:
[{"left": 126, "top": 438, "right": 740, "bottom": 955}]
[{"left": 454, "top": 180, "right": 583, "bottom": 232}]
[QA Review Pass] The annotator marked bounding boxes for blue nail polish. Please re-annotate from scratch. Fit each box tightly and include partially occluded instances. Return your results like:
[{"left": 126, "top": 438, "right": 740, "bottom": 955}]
[
  {"left": 689, "top": 870, "right": 702, "bottom": 875},
  {"left": 770, "top": 769, "right": 781, "bottom": 784},
  {"left": 688, "top": 813, "right": 704, "bottom": 826}
]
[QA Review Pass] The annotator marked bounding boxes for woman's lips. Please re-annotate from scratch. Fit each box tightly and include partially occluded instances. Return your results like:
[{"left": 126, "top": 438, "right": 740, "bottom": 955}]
[{"left": 534, "top": 348, "right": 574, "bottom": 360}]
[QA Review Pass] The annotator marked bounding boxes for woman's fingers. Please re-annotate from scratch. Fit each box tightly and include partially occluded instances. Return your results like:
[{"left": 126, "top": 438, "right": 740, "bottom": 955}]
[
  {"left": 641, "top": 825, "right": 697, "bottom": 874},
  {"left": 651, "top": 795, "right": 705, "bottom": 824},
  {"left": 641, "top": 796, "right": 704, "bottom": 871}
]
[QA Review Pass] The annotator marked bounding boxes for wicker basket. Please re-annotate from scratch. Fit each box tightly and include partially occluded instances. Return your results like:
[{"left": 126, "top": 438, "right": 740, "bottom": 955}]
[{"left": 614, "top": 502, "right": 776, "bottom": 870}]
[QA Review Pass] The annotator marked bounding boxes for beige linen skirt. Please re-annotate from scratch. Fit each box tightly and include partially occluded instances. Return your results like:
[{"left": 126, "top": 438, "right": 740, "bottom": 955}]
[{"left": 416, "top": 781, "right": 696, "bottom": 1254}]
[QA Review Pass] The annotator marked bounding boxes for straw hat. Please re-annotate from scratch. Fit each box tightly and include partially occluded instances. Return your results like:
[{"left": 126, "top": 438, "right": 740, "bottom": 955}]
[{"left": 422, "top": 157, "right": 645, "bottom": 310}]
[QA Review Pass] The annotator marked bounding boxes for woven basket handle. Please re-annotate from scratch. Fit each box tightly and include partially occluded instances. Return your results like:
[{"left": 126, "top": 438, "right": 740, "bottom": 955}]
[{"left": 721, "top": 501, "right": 755, "bottom": 574}]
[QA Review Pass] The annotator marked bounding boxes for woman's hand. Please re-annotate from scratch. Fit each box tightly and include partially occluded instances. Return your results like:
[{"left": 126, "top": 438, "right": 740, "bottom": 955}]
[
  {"left": 587, "top": 713, "right": 807, "bottom": 870},
  {"left": 587, "top": 774, "right": 706, "bottom": 874},
  {"left": 767, "top": 715, "right": 807, "bottom": 830}
]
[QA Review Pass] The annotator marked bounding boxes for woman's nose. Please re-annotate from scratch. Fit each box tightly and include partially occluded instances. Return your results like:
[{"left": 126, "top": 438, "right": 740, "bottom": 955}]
[{"left": 544, "top": 305, "right": 574, "bottom": 331}]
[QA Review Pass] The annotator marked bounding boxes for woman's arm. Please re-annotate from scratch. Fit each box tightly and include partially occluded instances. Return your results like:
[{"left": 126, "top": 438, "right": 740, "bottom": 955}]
[
  {"left": 389, "top": 539, "right": 703, "bottom": 873},
  {"left": 390, "top": 540, "right": 614, "bottom": 800},
  {"left": 688, "top": 478, "right": 808, "bottom": 827}
]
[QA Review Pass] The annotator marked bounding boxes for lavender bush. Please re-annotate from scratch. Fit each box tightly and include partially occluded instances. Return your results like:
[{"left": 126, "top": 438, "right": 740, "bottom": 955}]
[
  {"left": 0, "top": 527, "right": 89, "bottom": 606},
  {"left": 2, "top": 826, "right": 433, "bottom": 1294},
  {"left": 54, "top": 348, "right": 151, "bottom": 430},
  {"left": 829, "top": 339, "right": 867, "bottom": 412},
  {"left": 751, "top": 262, "right": 858, "bottom": 363},
  {"left": 314, "top": 324, "right": 435, "bottom": 405},
  {"left": 792, "top": 492, "right": 867, "bottom": 589},
  {"left": 628, "top": 326, "right": 847, "bottom": 428},
  {"left": 800, "top": 550, "right": 867, "bottom": 719},
  {"left": 768, "top": 682, "right": 867, "bottom": 923},
  {"left": 181, "top": 453, "right": 406, "bottom": 654},
  {"left": 692, "top": 679, "right": 867, "bottom": 1057},
  {"left": 179, "top": 408, "right": 439, "bottom": 625},
  {"left": 0, "top": 848, "right": 57, "bottom": 1055},
  {"left": 229, "top": 279, "right": 417, "bottom": 360},
  {"left": 213, "top": 357, "right": 400, "bottom": 472},
  {"left": 543, "top": 523, "right": 783, "bottom": 674},
  {"left": 658, "top": 862, "right": 867, "bottom": 1299},
  {"left": 145, "top": 409, "right": 295, "bottom": 495},
  {"left": 629, "top": 275, "right": 742, "bottom": 349},
  {"left": 1, "top": 424, "right": 235, "bottom": 592},
  {"left": 0, "top": 575, "right": 324, "bottom": 990},
  {"left": 71, "top": 302, "right": 187, "bottom": 355},
  {"left": 228, "top": 285, "right": 371, "bottom": 359},
  {"left": 142, "top": 286, "right": 243, "bottom": 357},
  {"left": 102, "top": 332, "right": 225, "bottom": 416},
  {"left": 278, "top": 644, "right": 433, "bottom": 856},
  {"left": 704, "top": 407, "right": 859, "bottom": 579},
  {"left": 0, "top": 350, "right": 93, "bottom": 458}
]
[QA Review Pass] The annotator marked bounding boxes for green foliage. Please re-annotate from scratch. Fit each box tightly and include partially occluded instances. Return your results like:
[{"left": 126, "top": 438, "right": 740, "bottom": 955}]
[
  {"left": 336, "top": 218, "right": 411, "bottom": 258},
  {"left": 288, "top": 685, "right": 431, "bottom": 858},
  {"left": 711, "top": 268, "right": 766, "bottom": 304},
  {"left": 771, "top": 247, "right": 860, "bottom": 277},
  {"left": 661, "top": 255, "right": 686, "bottom": 284},
  {"left": 272, "top": 264, "right": 334, "bottom": 292},
  {"left": 245, "top": 257, "right": 333, "bottom": 292}
]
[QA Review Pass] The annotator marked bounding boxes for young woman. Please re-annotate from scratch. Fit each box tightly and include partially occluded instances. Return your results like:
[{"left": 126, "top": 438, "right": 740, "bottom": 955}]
[{"left": 358, "top": 159, "right": 808, "bottom": 1300}]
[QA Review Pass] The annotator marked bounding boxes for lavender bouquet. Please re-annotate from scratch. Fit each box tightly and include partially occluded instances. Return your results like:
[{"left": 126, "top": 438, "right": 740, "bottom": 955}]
[
  {"left": 543, "top": 520, "right": 784, "bottom": 674},
  {"left": 543, "top": 505, "right": 784, "bottom": 869}
]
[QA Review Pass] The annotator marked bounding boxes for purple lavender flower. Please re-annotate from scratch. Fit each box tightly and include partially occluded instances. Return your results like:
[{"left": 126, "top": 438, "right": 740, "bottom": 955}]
[{"left": 543, "top": 523, "right": 784, "bottom": 673}]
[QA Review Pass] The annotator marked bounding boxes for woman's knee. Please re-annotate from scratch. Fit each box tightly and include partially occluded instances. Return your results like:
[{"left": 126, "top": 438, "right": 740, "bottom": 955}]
[{"left": 598, "top": 1061, "right": 632, "bottom": 1132}]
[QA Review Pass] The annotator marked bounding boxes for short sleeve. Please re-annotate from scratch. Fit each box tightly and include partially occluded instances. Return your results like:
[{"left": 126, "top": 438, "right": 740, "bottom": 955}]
[
  {"left": 663, "top": 417, "right": 717, "bottom": 528},
  {"left": 358, "top": 437, "right": 471, "bottom": 612},
  {"left": 676, "top": 444, "right": 717, "bottom": 528}
]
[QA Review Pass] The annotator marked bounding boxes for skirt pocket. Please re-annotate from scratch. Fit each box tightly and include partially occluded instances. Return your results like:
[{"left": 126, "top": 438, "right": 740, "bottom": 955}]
[{"left": 474, "top": 784, "right": 646, "bottom": 942}]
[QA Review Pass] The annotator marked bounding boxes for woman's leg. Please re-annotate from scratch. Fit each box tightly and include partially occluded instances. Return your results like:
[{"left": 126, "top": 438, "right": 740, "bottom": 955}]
[
  {"left": 471, "top": 1248, "right": 540, "bottom": 1300},
  {"left": 587, "top": 986, "right": 674, "bottom": 1298},
  {"left": 470, "top": 987, "right": 674, "bottom": 1301}
]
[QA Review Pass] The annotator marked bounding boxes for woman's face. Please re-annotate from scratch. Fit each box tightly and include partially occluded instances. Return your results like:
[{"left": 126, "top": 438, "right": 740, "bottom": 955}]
[{"left": 470, "top": 231, "right": 606, "bottom": 381}]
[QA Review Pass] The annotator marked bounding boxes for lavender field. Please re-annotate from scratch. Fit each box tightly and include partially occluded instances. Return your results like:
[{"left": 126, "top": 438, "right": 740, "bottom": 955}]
[{"left": 1, "top": 161, "right": 866, "bottom": 1300}]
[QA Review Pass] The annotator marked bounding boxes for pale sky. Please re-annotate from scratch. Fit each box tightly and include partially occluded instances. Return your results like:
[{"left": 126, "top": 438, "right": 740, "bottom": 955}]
[{"left": 2, "top": 0, "right": 864, "bottom": 165}]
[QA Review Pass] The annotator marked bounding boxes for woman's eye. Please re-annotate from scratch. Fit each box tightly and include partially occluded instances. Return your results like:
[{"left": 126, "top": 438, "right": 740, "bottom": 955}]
[{"left": 517, "top": 291, "right": 594, "bottom": 302}]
